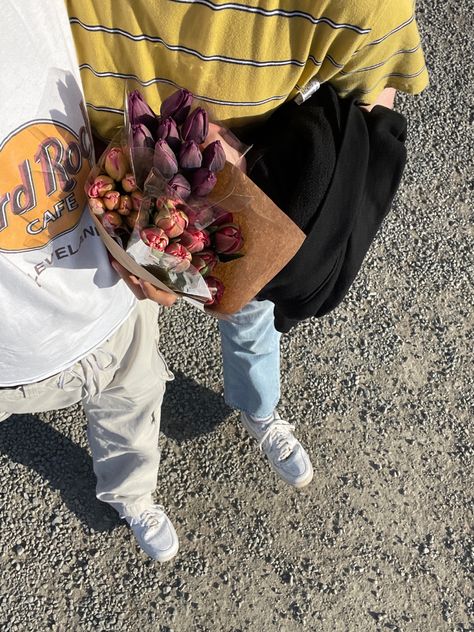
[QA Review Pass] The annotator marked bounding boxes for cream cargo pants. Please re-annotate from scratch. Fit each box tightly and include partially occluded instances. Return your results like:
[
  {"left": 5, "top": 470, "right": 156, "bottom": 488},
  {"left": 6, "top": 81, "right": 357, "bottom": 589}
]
[{"left": 0, "top": 300, "right": 173, "bottom": 518}]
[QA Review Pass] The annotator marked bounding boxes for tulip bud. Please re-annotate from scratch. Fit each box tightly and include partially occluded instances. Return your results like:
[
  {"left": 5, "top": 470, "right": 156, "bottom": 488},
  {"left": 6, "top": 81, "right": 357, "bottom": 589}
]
[
  {"left": 102, "top": 211, "right": 123, "bottom": 231},
  {"left": 179, "top": 140, "right": 202, "bottom": 170},
  {"left": 205, "top": 276, "right": 225, "bottom": 306},
  {"left": 128, "top": 90, "right": 158, "bottom": 133},
  {"left": 121, "top": 172, "right": 137, "bottom": 193},
  {"left": 181, "top": 107, "right": 209, "bottom": 144},
  {"left": 191, "top": 249, "right": 218, "bottom": 277},
  {"left": 141, "top": 226, "right": 169, "bottom": 252},
  {"left": 160, "top": 88, "right": 193, "bottom": 124},
  {"left": 156, "top": 116, "right": 181, "bottom": 152},
  {"left": 87, "top": 174, "right": 114, "bottom": 198},
  {"left": 168, "top": 173, "right": 191, "bottom": 200},
  {"left": 164, "top": 242, "right": 192, "bottom": 272},
  {"left": 125, "top": 210, "right": 139, "bottom": 229},
  {"left": 131, "top": 190, "right": 144, "bottom": 212},
  {"left": 103, "top": 190, "right": 121, "bottom": 211},
  {"left": 153, "top": 139, "right": 178, "bottom": 180},
  {"left": 132, "top": 123, "right": 155, "bottom": 149},
  {"left": 201, "top": 140, "right": 226, "bottom": 172},
  {"left": 154, "top": 205, "right": 189, "bottom": 239},
  {"left": 179, "top": 227, "right": 210, "bottom": 253},
  {"left": 104, "top": 146, "right": 129, "bottom": 181},
  {"left": 118, "top": 195, "right": 132, "bottom": 216},
  {"left": 191, "top": 168, "right": 217, "bottom": 196},
  {"left": 212, "top": 223, "right": 244, "bottom": 254},
  {"left": 88, "top": 197, "right": 106, "bottom": 216}
]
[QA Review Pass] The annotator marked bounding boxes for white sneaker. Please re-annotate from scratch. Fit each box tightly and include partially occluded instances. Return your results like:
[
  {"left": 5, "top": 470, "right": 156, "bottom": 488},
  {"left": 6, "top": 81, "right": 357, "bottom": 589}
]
[
  {"left": 240, "top": 410, "right": 313, "bottom": 488},
  {"left": 124, "top": 504, "right": 179, "bottom": 562}
]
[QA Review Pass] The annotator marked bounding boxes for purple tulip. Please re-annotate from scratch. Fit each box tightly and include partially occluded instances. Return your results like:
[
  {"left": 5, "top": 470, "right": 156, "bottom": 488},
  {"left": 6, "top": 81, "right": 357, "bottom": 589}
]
[
  {"left": 160, "top": 88, "right": 193, "bottom": 124},
  {"left": 132, "top": 123, "right": 155, "bottom": 149},
  {"left": 128, "top": 90, "right": 158, "bottom": 135},
  {"left": 191, "top": 168, "right": 217, "bottom": 196},
  {"left": 156, "top": 116, "right": 181, "bottom": 152},
  {"left": 179, "top": 140, "right": 202, "bottom": 170},
  {"left": 168, "top": 173, "right": 191, "bottom": 200},
  {"left": 201, "top": 140, "right": 226, "bottom": 172},
  {"left": 153, "top": 139, "right": 178, "bottom": 180},
  {"left": 181, "top": 108, "right": 209, "bottom": 145}
]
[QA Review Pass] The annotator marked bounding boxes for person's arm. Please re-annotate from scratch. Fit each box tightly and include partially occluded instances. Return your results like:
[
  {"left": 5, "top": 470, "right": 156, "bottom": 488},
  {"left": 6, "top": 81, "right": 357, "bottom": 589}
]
[{"left": 361, "top": 87, "right": 396, "bottom": 112}]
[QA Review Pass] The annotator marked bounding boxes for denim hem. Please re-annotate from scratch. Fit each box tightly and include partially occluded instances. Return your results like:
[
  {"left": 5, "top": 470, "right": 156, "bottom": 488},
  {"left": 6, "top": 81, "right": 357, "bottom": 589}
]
[{"left": 224, "top": 396, "right": 280, "bottom": 419}]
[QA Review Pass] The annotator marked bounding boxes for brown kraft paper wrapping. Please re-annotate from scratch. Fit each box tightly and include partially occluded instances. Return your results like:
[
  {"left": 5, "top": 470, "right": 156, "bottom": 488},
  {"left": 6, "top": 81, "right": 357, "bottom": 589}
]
[{"left": 89, "top": 162, "right": 306, "bottom": 315}]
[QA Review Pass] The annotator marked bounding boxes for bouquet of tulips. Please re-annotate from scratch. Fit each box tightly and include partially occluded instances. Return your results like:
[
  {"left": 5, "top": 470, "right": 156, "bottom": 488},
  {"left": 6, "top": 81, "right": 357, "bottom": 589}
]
[
  {"left": 87, "top": 89, "right": 247, "bottom": 306},
  {"left": 87, "top": 87, "right": 306, "bottom": 314}
]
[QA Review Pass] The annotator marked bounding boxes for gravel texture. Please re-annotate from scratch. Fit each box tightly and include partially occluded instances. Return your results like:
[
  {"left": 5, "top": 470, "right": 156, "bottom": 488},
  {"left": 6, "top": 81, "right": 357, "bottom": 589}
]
[{"left": 0, "top": 1, "right": 472, "bottom": 630}]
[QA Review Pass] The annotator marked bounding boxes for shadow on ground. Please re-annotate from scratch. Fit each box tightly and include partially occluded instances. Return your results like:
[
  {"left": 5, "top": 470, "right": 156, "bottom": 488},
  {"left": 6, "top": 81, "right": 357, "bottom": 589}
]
[
  {"left": 0, "top": 372, "right": 230, "bottom": 531},
  {"left": 160, "top": 370, "right": 233, "bottom": 441}
]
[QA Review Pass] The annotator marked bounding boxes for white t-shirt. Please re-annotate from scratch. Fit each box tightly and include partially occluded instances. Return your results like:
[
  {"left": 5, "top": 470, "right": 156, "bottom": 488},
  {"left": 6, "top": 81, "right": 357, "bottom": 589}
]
[{"left": 0, "top": 0, "right": 135, "bottom": 386}]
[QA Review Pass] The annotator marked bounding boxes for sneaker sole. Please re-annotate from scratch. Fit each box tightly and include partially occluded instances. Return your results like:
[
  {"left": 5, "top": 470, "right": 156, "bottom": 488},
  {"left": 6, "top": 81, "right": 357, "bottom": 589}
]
[
  {"left": 241, "top": 413, "right": 314, "bottom": 489},
  {"left": 140, "top": 540, "right": 179, "bottom": 563},
  {"left": 269, "top": 459, "right": 314, "bottom": 489}
]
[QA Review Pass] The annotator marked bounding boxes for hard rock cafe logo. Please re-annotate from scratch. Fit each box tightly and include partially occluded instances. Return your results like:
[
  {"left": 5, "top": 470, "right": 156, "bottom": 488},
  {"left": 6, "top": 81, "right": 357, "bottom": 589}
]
[{"left": 0, "top": 107, "right": 93, "bottom": 252}]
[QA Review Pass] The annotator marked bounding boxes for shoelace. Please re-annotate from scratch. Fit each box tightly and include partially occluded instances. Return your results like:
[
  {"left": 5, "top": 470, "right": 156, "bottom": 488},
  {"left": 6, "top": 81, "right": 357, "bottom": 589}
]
[
  {"left": 128, "top": 505, "right": 166, "bottom": 529},
  {"left": 258, "top": 420, "right": 297, "bottom": 462}
]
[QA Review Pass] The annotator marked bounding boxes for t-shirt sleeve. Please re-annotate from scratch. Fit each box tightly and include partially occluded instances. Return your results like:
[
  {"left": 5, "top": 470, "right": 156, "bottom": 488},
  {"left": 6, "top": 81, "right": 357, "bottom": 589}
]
[{"left": 327, "top": 1, "right": 429, "bottom": 104}]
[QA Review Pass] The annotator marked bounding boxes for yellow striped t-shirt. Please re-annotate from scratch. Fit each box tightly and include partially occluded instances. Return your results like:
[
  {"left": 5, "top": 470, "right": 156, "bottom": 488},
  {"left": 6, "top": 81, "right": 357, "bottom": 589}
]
[{"left": 66, "top": 0, "right": 429, "bottom": 140}]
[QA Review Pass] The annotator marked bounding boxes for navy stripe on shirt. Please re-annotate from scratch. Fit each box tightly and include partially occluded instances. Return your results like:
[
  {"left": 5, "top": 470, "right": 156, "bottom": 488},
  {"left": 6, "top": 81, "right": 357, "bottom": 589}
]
[
  {"left": 168, "top": 0, "right": 371, "bottom": 33},
  {"left": 70, "top": 17, "right": 308, "bottom": 68},
  {"left": 81, "top": 66, "right": 288, "bottom": 107}
]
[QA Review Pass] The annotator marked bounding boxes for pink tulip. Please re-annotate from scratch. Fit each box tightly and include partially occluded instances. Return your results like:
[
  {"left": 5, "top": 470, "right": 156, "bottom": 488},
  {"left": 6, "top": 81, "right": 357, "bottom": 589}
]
[
  {"left": 141, "top": 226, "right": 169, "bottom": 252},
  {"left": 102, "top": 211, "right": 123, "bottom": 230},
  {"left": 88, "top": 197, "right": 106, "bottom": 216},
  {"left": 104, "top": 146, "right": 129, "bottom": 181},
  {"left": 121, "top": 173, "right": 137, "bottom": 193},
  {"left": 205, "top": 276, "right": 225, "bottom": 306},
  {"left": 125, "top": 211, "right": 139, "bottom": 230},
  {"left": 118, "top": 195, "right": 132, "bottom": 216},
  {"left": 212, "top": 223, "right": 244, "bottom": 254},
  {"left": 179, "top": 227, "right": 211, "bottom": 253},
  {"left": 87, "top": 175, "right": 114, "bottom": 198},
  {"left": 155, "top": 209, "right": 188, "bottom": 239},
  {"left": 164, "top": 242, "right": 192, "bottom": 271},
  {"left": 103, "top": 190, "right": 121, "bottom": 211},
  {"left": 131, "top": 190, "right": 144, "bottom": 212},
  {"left": 191, "top": 249, "right": 218, "bottom": 277}
]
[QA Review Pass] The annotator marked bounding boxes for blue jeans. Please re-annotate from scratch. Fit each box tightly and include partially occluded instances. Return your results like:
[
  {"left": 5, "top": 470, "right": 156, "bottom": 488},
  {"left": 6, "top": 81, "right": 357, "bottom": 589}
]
[{"left": 219, "top": 299, "right": 280, "bottom": 417}]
